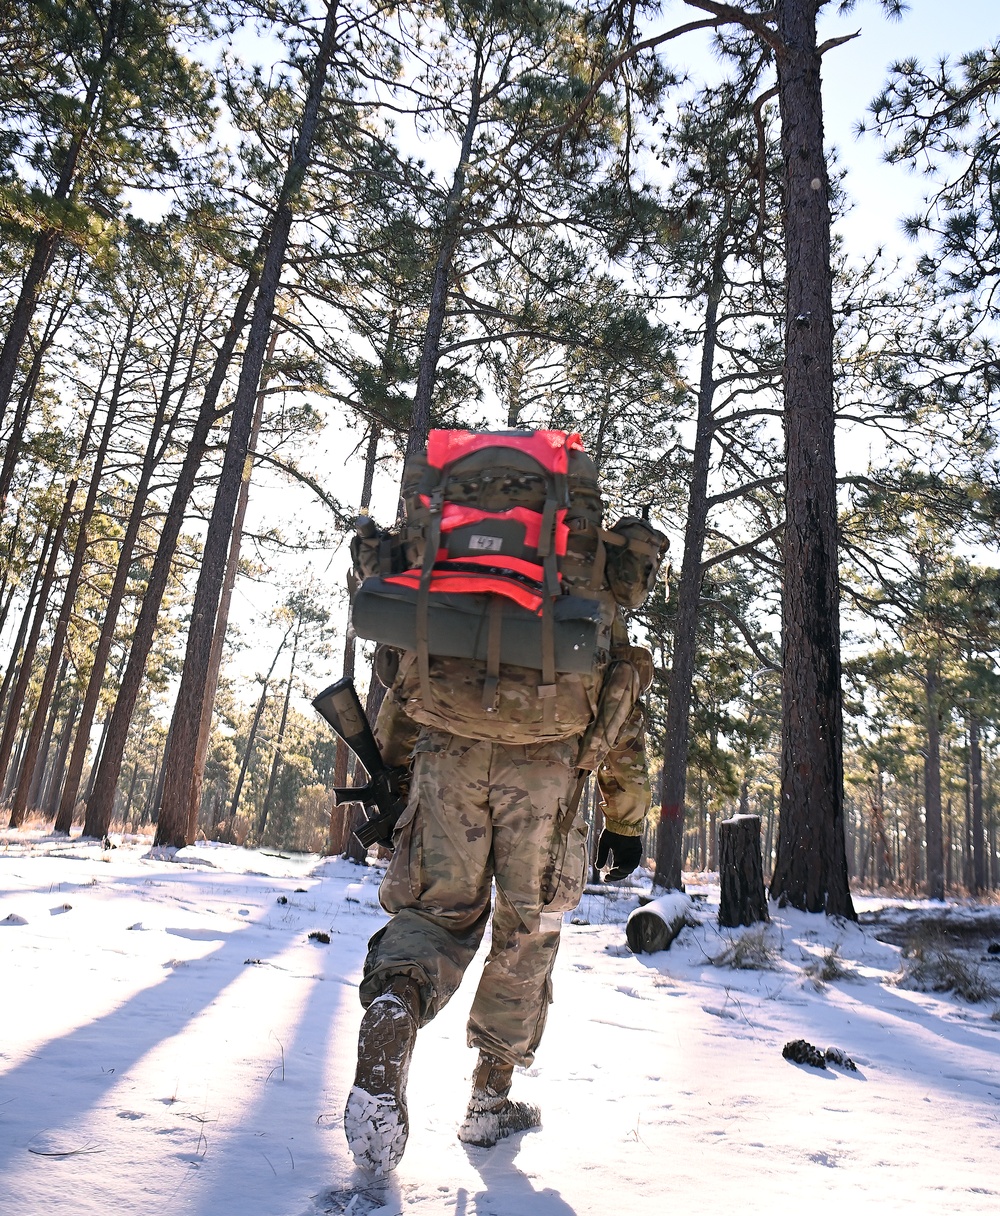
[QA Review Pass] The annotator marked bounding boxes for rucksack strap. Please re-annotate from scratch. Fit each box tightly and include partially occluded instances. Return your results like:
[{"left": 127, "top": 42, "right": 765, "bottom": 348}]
[
  {"left": 416, "top": 484, "right": 445, "bottom": 710},
  {"left": 482, "top": 595, "right": 504, "bottom": 712}
]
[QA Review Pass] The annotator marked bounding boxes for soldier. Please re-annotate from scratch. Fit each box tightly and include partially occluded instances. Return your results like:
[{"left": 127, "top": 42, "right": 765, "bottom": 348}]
[
  {"left": 341, "top": 428, "right": 664, "bottom": 1176},
  {"left": 343, "top": 638, "right": 653, "bottom": 1176}
]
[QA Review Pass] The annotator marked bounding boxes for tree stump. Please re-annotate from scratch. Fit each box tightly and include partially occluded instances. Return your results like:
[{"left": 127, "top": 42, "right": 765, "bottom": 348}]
[
  {"left": 626, "top": 892, "right": 692, "bottom": 953},
  {"left": 718, "top": 814, "right": 769, "bottom": 928}
]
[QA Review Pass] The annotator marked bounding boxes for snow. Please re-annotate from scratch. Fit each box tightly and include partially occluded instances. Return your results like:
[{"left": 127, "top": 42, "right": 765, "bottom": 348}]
[{"left": 2, "top": 832, "right": 998, "bottom": 1216}]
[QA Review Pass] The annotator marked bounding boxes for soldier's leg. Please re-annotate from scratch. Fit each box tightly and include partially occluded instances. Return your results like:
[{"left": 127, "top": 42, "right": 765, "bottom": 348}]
[
  {"left": 360, "top": 730, "right": 496, "bottom": 1020},
  {"left": 466, "top": 736, "right": 587, "bottom": 1065},
  {"left": 347, "top": 730, "right": 496, "bottom": 1175},
  {"left": 460, "top": 738, "right": 588, "bottom": 1146}
]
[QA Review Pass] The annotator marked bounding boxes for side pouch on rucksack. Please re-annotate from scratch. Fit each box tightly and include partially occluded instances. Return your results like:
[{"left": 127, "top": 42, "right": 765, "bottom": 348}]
[
  {"left": 350, "top": 516, "right": 408, "bottom": 580},
  {"left": 604, "top": 516, "right": 670, "bottom": 609}
]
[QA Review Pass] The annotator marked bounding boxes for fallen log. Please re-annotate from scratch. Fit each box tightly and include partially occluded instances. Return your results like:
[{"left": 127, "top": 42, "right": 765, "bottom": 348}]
[{"left": 625, "top": 891, "right": 692, "bottom": 953}]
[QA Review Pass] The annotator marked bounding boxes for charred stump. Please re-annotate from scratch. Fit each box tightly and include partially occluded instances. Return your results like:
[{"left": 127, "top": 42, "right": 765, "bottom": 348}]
[{"left": 718, "top": 814, "right": 769, "bottom": 928}]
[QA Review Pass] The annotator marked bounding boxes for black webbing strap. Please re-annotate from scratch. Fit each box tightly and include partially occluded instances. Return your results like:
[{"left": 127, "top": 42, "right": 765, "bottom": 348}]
[
  {"left": 482, "top": 595, "right": 503, "bottom": 711},
  {"left": 537, "top": 491, "right": 561, "bottom": 730},
  {"left": 416, "top": 485, "right": 444, "bottom": 710},
  {"left": 589, "top": 529, "right": 607, "bottom": 590},
  {"left": 378, "top": 533, "right": 393, "bottom": 575}
]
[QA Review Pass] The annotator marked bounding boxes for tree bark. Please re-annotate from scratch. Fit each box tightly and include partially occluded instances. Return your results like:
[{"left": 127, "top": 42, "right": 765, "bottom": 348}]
[
  {"left": 768, "top": 0, "right": 855, "bottom": 920},
  {"left": 656, "top": 236, "right": 726, "bottom": 891},
  {"left": 155, "top": 0, "right": 342, "bottom": 848},
  {"left": 718, "top": 814, "right": 770, "bottom": 927},
  {"left": 185, "top": 328, "right": 275, "bottom": 842}
]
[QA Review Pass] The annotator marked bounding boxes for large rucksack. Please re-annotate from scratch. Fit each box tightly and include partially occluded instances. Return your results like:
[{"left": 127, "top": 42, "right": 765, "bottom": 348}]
[{"left": 350, "top": 428, "right": 666, "bottom": 744}]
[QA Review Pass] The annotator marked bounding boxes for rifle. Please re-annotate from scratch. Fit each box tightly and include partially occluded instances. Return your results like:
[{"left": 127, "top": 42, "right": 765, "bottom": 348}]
[{"left": 311, "top": 678, "right": 408, "bottom": 850}]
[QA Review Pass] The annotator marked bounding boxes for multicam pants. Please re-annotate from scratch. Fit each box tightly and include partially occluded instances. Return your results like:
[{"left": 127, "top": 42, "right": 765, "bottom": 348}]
[{"left": 359, "top": 728, "right": 589, "bottom": 1067}]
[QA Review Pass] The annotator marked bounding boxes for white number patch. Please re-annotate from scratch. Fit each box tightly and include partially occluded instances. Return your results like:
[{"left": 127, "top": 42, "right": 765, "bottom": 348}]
[{"left": 468, "top": 534, "right": 504, "bottom": 552}]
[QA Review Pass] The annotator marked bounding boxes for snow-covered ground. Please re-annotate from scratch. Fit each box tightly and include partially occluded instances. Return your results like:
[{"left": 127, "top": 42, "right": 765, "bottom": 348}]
[{"left": 2, "top": 831, "right": 998, "bottom": 1216}]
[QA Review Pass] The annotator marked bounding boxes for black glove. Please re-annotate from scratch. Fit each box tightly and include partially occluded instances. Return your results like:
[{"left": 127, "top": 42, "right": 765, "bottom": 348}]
[{"left": 595, "top": 829, "right": 643, "bottom": 882}]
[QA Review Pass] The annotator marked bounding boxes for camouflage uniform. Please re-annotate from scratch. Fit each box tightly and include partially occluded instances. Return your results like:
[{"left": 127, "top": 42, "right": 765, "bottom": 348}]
[{"left": 360, "top": 659, "right": 650, "bottom": 1068}]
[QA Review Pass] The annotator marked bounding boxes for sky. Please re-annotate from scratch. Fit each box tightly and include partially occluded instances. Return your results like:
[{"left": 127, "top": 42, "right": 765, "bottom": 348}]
[{"left": 1, "top": 831, "right": 998, "bottom": 1216}]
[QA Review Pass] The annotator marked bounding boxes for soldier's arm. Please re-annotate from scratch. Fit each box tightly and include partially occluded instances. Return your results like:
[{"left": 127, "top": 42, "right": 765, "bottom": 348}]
[{"left": 595, "top": 701, "right": 651, "bottom": 837}]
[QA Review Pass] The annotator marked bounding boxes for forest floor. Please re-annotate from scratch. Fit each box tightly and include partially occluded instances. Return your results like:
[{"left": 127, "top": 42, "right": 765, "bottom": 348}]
[{"left": 1, "top": 828, "right": 999, "bottom": 1216}]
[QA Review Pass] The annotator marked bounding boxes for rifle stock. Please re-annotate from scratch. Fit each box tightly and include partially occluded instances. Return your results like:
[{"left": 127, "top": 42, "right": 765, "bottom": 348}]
[{"left": 312, "top": 678, "right": 407, "bottom": 849}]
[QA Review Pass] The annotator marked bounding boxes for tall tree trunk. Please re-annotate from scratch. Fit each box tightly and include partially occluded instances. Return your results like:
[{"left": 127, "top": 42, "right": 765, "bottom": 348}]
[
  {"left": 57, "top": 285, "right": 196, "bottom": 833},
  {"left": 923, "top": 657, "right": 944, "bottom": 900},
  {"left": 228, "top": 630, "right": 290, "bottom": 830},
  {"left": 655, "top": 240, "right": 725, "bottom": 890},
  {"left": 186, "top": 328, "right": 276, "bottom": 842},
  {"left": 970, "top": 713, "right": 985, "bottom": 894},
  {"left": 768, "top": 0, "right": 854, "bottom": 919},
  {"left": 9, "top": 308, "right": 133, "bottom": 826},
  {"left": 0, "top": 523, "right": 53, "bottom": 726},
  {"left": 259, "top": 614, "right": 301, "bottom": 845},
  {"left": 83, "top": 256, "right": 265, "bottom": 839},
  {"left": 1, "top": 481, "right": 78, "bottom": 819},
  {"left": 42, "top": 694, "right": 79, "bottom": 818},
  {"left": 26, "top": 656, "right": 68, "bottom": 810},
  {"left": 156, "top": 0, "right": 342, "bottom": 848}
]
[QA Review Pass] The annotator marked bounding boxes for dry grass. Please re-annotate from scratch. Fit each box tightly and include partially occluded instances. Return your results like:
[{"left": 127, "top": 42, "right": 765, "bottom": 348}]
[
  {"left": 895, "top": 929, "right": 998, "bottom": 1004},
  {"left": 710, "top": 924, "right": 780, "bottom": 971},
  {"left": 803, "top": 944, "right": 858, "bottom": 988}
]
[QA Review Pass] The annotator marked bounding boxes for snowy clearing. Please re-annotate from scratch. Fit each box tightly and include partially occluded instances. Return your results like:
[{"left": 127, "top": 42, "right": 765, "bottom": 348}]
[{"left": 1, "top": 832, "right": 998, "bottom": 1216}]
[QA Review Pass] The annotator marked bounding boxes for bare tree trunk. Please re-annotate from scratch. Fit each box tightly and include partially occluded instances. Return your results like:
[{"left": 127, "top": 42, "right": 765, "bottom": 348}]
[
  {"left": 27, "top": 657, "right": 68, "bottom": 810},
  {"left": 768, "top": 0, "right": 854, "bottom": 919},
  {"left": 656, "top": 236, "right": 728, "bottom": 891},
  {"left": 156, "top": 0, "right": 342, "bottom": 847},
  {"left": 923, "top": 658, "right": 944, "bottom": 900},
  {"left": 10, "top": 306, "right": 134, "bottom": 826},
  {"left": 0, "top": 523, "right": 53, "bottom": 726},
  {"left": 970, "top": 714, "right": 985, "bottom": 894},
  {"left": 60, "top": 283, "right": 198, "bottom": 832},
  {"left": 42, "top": 694, "right": 79, "bottom": 818},
  {"left": 259, "top": 613, "right": 302, "bottom": 845},
  {"left": 1, "top": 484, "right": 77, "bottom": 819},
  {"left": 186, "top": 329, "right": 276, "bottom": 842},
  {"left": 718, "top": 815, "right": 769, "bottom": 927},
  {"left": 228, "top": 632, "right": 290, "bottom": 831}
]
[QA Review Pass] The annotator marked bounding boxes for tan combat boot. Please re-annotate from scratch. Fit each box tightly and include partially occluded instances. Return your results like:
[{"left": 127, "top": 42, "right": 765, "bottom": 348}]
[
  {"left": 344, "top": 975, "right": 421, "bottom": 1176},
  {"left": 457, "top": 1053, "right": 541, "bottom": 1147}
]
